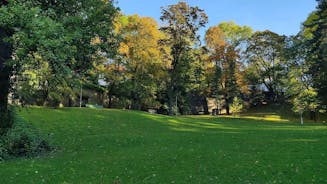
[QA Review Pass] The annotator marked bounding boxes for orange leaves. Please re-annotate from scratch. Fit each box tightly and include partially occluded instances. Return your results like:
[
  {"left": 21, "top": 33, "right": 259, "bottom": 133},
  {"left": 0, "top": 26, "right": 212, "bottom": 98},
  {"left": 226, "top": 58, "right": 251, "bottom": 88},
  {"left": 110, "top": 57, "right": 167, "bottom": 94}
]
[{"left": 205, "top": 26, "right": 226, "bottom": 49}]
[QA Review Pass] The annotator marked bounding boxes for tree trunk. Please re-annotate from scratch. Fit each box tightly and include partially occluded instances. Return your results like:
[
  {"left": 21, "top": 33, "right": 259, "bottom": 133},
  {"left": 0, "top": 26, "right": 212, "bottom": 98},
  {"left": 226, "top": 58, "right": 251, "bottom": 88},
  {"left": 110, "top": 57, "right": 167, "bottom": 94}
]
[
  {"left": 224, "top": 94, "right": 230, "bottom": 115},
  {"left": 107, "top": 84, "right": 116, "bottom": 108},
  {"left": 79, "top": 85, "right": 83, "bottom": 108},
  {"left": 108, "top": 91, "right": 113, "bottom": 108},
  {"left": 300, "top": 112, "right": 303, "bottom": 125},
  {"left": 202, "top": 96, "right": 209, "bottom": 115},
  {"left": 0, "top": 26, "right": 13, "bottom": 133},
  {"left": 131, "top": 96, "right": 140, "bottom": 110},
  {"left": 310, "top": 111, "right": 317, "bottom": 123},
  {"left": 168, "top": 84, "right": 174, "bottom": 116},
  {"left": 226, "top": 103, "right": 230, "bottom": 115},
  {"left": 68, "top": 98, "right": 73, "bottom": 107}
]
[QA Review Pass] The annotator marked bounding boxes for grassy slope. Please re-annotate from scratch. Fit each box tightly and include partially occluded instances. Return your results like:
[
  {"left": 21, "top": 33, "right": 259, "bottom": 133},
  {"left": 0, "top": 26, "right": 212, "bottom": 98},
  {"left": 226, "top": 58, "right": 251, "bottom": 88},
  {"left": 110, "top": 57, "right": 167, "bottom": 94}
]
[
  {"left": 0, "top": 107, "right": 327, "bottom": 183},
  {"left": 241, "top": 104, "right": 327, "bottom": 123}
]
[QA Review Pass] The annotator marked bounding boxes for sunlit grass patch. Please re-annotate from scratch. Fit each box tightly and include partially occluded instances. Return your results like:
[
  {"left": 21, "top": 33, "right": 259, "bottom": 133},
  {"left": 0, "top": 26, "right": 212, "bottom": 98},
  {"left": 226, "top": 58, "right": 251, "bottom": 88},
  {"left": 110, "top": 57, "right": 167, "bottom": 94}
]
[{"left": 0, "top": 107, "right": 326, "bottom": 183}]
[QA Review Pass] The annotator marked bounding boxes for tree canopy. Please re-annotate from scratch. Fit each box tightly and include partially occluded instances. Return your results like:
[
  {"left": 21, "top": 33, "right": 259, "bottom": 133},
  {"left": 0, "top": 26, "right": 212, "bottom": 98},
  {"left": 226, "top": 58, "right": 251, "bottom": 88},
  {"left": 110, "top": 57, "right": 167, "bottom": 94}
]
[
  {"left": 0, "top": 0, "right": 325, "bottom": 125},
  {"left": 0, "top": 0, "right": 118, "bottom": 130}
]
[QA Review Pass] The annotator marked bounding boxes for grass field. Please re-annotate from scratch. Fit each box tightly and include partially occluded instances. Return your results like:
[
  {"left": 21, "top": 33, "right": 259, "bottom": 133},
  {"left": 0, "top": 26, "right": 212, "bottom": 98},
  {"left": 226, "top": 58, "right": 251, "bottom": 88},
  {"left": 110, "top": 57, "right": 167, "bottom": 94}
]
[{"left": 1, "top": 107, "right": 327, "bottom": 183}]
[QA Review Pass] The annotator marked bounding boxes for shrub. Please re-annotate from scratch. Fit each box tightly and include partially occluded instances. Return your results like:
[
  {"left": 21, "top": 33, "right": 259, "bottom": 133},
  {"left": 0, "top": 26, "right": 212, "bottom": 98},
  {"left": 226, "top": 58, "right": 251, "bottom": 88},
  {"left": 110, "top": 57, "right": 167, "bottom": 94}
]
[
  {"left": 157, "top": 105, "right": 169, "bottom": 115},
  {"left": 0, "top": 141, "right": 8, "bottom": 161},
  {"left": 230, "top": 97, "right": 244, "bottom": 116},
  {"left": 47, "top": 92, "right": 62, "bottom": 108},
  {"left": 0, "top": 106, "right": 15, "bottom": 136},
  {"left": 0, "top": 107, "right": 53, "bottom": 159}
]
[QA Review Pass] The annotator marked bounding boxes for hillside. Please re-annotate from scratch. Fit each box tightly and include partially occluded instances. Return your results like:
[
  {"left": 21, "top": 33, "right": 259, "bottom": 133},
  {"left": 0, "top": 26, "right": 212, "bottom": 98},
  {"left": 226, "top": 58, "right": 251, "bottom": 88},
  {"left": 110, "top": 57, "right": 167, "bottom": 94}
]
[{"left": 0, "top": 107, "right": 327, "bottom": 183}]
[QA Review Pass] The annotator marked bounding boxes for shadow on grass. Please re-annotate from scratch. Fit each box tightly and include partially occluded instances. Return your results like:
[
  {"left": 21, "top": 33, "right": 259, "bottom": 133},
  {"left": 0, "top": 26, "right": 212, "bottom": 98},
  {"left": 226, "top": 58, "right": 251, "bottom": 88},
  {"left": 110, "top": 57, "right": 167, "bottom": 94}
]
[
  {"left": 19, "top": 107, "right": 327, "bottom": 146},
  {"left": 243, "top": 104, "right": 327, "bottom": 123},
  {"left": 138, "top": 111, "right": 327, "bottom": 136}
]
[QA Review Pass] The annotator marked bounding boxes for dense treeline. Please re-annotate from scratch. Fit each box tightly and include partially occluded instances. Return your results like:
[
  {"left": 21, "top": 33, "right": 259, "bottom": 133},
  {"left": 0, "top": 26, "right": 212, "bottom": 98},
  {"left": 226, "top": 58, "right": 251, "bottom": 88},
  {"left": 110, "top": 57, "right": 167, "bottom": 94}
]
[
  {"left": 1, "top": 0, "right": 326, "bottom": 129},
  {"left": 0, "top": 0, "right": 118, "bottom": 133}
]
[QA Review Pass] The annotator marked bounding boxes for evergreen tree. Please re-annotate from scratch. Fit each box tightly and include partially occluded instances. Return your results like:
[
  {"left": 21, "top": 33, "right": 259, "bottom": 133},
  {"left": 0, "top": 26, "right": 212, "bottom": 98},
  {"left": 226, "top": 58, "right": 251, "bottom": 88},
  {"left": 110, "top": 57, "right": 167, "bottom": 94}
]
[{"left": 303, "top": 0, "right": 327, "bottom": 106}]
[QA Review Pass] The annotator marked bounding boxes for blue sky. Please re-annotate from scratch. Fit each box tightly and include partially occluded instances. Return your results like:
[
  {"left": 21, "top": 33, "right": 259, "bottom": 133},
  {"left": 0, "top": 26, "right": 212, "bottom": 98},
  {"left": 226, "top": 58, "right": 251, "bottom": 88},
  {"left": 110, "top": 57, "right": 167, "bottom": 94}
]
[{"left": 116, "top": 0, "right": 317, "bottom": 36}]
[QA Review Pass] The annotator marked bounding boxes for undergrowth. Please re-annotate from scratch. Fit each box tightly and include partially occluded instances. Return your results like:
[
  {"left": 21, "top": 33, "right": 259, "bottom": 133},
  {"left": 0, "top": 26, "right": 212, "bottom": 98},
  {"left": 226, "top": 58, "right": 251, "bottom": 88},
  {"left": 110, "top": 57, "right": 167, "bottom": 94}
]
[{"left": 0, "top": 107, "right": 53, "bottom": 160}]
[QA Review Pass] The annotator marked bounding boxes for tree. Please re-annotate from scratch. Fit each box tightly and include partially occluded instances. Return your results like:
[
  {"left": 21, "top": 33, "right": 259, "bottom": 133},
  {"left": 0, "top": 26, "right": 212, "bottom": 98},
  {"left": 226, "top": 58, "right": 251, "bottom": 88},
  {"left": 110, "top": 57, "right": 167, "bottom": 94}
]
[
  {"left": 113, "top": 15, "right": 166, "bottom": 110},
  {"left": 218, "top": 21, "right": 253, "bottom": 47},
  {"left": 230, "top": 96, "right": 243, "bottom": 116},
  {"left": 182, "top": 47, "right": 210, "bottom": 115},
  {"left": 246, "top": 30, "right": 286, "bottom": 102},
  {"left": 0, "top": 0, "right": 12, "bottom": 132},
  {"left": 205, "top": 26, "right": 225, "bottom": 113},
  {"left": 160, "top": 2, "right": 208, "bottom": 115},
  {"left": 0, "top": 0, "right": 118, "bottom": 131},
  {"left": 218, "top": 21, "right": 253, "bottom": 98},
  {"left": 303, "top": 0, "right": 327, "bottom": 106},
  {"left": 283, "top": 32, "right": 322, "bottom": 123},
  {"left": 286, "top": 65, "right": 319, "bottom": 124},
  {"left": 222, "top": 45, "right": 240, "bottom": 115},
  {"left": 95, "top": 56, "right": 125, "bottom": 108},
  {"left": 205, "top": 22, "right": 252, "bottom": 115},
  {"left": 282, "top": 2, "right": 326, "bottom": 121}
]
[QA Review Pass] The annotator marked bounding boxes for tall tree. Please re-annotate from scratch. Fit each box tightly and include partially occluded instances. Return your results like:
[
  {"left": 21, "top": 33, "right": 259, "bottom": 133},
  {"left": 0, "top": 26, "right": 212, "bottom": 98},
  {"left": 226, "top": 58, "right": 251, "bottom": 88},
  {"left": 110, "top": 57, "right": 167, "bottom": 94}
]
[
  {"left": 160, "top": 2, "right": 208, "bottom": 115},
  {"left": 205, "top": 26, "right": 225, "bottom": 112},
  {"left": 303, "top": 0, "right": 327, "bottom": 106},
  {"left": 283, "top": 35, "right": 320, "bottom": 122},
  {"left": 0, "top": 0, "right": 118, "bottom": 131},
  {"left": 205, "top": 23, "right": 252, "bottom": 115},
  {"left": 0, "top": 0, "right": 12, "bottom": 132},
  {"left": 246, "top": 30, "right": 286, "bottom": 102},
  {"left": 218, "top": 22, "right": 252, "bottom": 114},
  {"left": 115, "top": 15, "right": 166, "bottom": 110},
  {"left": 285, "top": 63, "right": 319, "bottom": 124}
]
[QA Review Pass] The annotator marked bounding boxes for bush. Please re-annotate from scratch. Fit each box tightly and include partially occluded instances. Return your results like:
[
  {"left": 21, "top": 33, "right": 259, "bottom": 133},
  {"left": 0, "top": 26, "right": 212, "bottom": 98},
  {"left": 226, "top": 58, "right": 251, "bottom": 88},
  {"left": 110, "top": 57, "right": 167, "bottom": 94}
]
[
  {"left": 230, "top": 97, "right": 244, "bottom": 116},
  {"left": 0, "top": 106, "right": 15, "bottom": 136},
  {"left": 47, "top": 92, "right": 62, "bottom": 108},
  {"left": 0, "top": 108, "right": 53, "bottom": 159},
  {"left": 0, "top": 141, "right": 8, "bottom": 161},
  {"left": 157, "top": 105, "right": 169, "bottom": 115}
]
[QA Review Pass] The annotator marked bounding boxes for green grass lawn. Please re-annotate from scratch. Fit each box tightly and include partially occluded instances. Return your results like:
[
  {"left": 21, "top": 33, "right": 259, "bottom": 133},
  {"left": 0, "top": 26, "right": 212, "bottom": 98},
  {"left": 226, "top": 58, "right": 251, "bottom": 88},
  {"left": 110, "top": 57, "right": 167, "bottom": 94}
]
[{"left": 1, "top": 107, "right": 327, "bottom": 183}]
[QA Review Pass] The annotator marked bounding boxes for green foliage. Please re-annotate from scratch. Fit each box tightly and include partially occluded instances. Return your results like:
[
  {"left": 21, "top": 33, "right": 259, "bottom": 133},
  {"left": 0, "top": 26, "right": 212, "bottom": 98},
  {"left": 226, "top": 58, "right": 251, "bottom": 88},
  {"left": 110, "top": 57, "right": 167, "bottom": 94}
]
[
  {"left": 0, "top": 108, "right": 52, "bottom": 160},
  {"left": 3, "top": 121, "right": 52, "bottom": 158},
  {"left": 248, "top": 85, "right": 265, "bottom": 107},
  {"left": 291, "top": 88, "right": 319, "bottom": 114},
  {"left": 230, "top": 96, "right": 243, "bottom": 115},
  {"left": 113, "top": 15, "right": 166, "bottom": 110},
  {"left": 0, "top": 0, "right": 325, "bottom": 119},
  {"left": 246, "top": 30, "right": 287, "bottom": 102},
  {"left": 302, "top": 12, "right": 319, "bottom": 39},
  {"left": 160, "top": 2, "right": 208, "bottom": 47},
  {"left": 205, "top": 22, "right": 252, "bottom": 115},
  {"left": 0, "top": 106, "right": 15, "bottom": 136},
  {"left": 286, "top": 66, "right": 320, "bottom": 114},
  {"left": 302, "top": 0, "right": 327, "bottom": 105},
  {"left": 0, "top": 141, "right": 6, "bottom": 161},
  {"left": 160, "top": 2, "right": 208, "bottom": 115},
  {"left": 0, "top": 0, "right": 118, "bottom": 110},
  {"left": 13, "top": 54, "right": 76, "bottom": 107},
  {"left": 218, "top": 21, "right": 253, "bottom": 46},
  {"left": 47, "top": 92, "right": 62, "bottom": 107},
  {"left": 283, "top": 33, "right": 321, "bottom": 122}
]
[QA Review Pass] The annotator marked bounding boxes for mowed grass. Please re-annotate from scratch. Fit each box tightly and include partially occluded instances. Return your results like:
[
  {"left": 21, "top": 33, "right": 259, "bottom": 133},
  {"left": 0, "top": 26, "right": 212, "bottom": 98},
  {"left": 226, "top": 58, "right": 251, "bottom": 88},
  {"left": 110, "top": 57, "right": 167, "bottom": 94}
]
[{"left": 1, "top": 107, "right": 327, "bottom": 183}]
